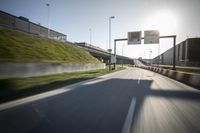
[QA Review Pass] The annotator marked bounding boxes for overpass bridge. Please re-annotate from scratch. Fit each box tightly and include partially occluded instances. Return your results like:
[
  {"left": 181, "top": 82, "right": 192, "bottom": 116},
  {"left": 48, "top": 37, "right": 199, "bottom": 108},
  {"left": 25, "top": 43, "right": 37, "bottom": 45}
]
[{"left": 74, "top": 42, "right": 134, "bottom": 65}]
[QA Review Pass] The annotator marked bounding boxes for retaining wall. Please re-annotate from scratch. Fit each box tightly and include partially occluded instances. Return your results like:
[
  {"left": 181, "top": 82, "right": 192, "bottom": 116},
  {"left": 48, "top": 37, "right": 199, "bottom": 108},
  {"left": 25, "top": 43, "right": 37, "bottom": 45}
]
[{"left": 0, "top": 62, "right": 105, "bottom": 78}]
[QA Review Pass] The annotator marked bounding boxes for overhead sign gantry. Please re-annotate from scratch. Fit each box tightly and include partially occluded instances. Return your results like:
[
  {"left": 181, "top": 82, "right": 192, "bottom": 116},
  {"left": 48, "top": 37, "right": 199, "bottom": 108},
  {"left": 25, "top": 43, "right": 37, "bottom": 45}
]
[{"left": 113, "top": 30, "right": 176, "bottom": 70}]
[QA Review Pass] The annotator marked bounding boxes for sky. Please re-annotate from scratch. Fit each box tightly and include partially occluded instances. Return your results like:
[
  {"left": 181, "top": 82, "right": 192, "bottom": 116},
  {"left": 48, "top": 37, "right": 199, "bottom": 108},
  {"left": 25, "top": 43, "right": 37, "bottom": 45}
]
[{"left": 0, "top": 0, "right": 200, "bottom": 59}]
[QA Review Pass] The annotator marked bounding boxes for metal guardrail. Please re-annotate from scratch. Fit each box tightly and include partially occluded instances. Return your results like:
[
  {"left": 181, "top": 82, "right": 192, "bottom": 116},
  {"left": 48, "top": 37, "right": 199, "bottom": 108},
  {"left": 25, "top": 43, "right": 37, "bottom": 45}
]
[{"left": 75, "top": 42, "right": 134, "bottom": 61}]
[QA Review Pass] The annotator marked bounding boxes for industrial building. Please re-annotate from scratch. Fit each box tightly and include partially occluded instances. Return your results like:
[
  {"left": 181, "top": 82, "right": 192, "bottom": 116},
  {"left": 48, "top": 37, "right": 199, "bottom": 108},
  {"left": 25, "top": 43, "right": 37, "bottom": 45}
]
[
  {"left": 152, "top": 38, "right": 200, "bottom": 67},
  {"left": 0, "top": 10, "right": 67, "bottom": 41}
]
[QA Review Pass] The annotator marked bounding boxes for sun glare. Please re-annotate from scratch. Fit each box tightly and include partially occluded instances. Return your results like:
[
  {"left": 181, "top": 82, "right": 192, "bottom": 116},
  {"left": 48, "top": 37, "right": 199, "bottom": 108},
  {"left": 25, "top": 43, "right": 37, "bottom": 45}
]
[{"left": 146, "top": 10, "right": 178, "bottom": 34}]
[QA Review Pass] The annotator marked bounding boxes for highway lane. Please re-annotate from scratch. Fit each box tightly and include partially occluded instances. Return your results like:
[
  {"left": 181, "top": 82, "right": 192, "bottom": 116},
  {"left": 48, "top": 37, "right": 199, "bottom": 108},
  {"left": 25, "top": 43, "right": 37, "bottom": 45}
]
[
  {"left": 0, "top": 67, "right": 199, "bottom": 133},
  {"left": 131, "top": 68, "right": 200, "bottom": 133}
]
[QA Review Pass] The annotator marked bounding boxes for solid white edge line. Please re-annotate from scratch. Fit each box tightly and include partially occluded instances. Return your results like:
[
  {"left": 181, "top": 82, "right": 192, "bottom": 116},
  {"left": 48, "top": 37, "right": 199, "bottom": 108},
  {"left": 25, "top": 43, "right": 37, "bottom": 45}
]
[
  {"left": 121, "top": 97, "right": 136, "bottom": 133},
  {"left": 137, "top": 77, "right": 141, "bottom": 84},
  {"left": 137, "top": 72, "right": 141, "bottom": 84},
  {"left": 0, "top": 88, "right": 71, "bottom": 111}
]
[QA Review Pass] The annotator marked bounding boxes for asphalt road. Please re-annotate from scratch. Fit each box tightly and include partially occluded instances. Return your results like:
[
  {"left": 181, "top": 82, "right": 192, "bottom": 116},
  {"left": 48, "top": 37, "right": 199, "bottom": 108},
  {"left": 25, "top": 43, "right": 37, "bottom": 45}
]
[{"left": 0, "top": 67, "right": 200, "bottom": 133}]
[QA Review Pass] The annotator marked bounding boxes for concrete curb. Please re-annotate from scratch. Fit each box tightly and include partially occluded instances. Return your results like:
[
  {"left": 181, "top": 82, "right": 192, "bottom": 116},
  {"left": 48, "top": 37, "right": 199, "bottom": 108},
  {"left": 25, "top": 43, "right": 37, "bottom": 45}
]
[{"left": 136, "top": 65, "right": 200, "bottom": 89}]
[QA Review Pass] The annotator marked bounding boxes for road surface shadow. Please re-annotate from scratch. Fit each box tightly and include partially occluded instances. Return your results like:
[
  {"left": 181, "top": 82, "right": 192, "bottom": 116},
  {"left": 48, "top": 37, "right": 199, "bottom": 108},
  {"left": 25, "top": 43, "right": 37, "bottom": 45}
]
[
  {"left": 0, "top": 78, "right": 200, "bottom": 133},
  {"left": 0, "top": 77, "right": 100, "bottom": 103}
]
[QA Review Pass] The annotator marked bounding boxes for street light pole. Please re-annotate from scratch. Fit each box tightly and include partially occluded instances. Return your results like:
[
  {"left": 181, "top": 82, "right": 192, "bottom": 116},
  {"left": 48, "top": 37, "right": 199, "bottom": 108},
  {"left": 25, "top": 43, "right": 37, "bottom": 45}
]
[
  {"left": 149, "top": 50, "right": 152, "bottom": 65},
  {"left": 122, "top": 44, "right": 125, "bottom": 67},
  {"left": 89, "top": 28, "right": 92, "bottom": 44},
  {"left": 46, "top": 3, "right": 50, "bottom": 38},
  {"left": 109, "top": 16, "right": 115, "bottom": 71}
]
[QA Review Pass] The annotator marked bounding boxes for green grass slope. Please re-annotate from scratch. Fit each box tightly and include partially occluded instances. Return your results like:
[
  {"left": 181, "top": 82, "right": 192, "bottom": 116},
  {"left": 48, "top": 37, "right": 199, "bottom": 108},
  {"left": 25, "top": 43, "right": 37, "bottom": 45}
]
[{"left": 0, "top": 28, "right": 100, "bottom": 64}]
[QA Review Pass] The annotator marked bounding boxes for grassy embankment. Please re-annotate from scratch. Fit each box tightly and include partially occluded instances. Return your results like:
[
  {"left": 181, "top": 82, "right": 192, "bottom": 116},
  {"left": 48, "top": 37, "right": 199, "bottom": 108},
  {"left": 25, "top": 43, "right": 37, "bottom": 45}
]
[
  {"left": 0, "top": 29, "right": 125, "bottom": 102},
  {"left": 0, "top": 28, "right": 100, "bottom": 63}
]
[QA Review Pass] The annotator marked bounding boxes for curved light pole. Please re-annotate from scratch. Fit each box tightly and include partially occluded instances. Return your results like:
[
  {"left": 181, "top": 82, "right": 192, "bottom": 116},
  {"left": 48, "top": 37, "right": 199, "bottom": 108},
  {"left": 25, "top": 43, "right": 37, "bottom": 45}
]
[
  {"left": 109, "top": 16, "right": 115, "bottom": 71},
  {"left": 46, "top": 3, "right": 50, "bottom": 38}
]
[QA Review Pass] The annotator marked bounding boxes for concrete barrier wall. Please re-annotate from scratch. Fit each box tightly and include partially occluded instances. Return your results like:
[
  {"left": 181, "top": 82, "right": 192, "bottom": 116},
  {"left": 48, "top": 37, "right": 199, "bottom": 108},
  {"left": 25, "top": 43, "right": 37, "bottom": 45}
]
[
  {"left": 0, "top": 11, "right": 67, "bottom": 41},
  {"left": 15, "top": 18, "right": 29, "bottom": 32},
  {"left": 0, "top": 11, "right": 15, "bottom": 28},
  {"left": 30, "top": 23, "right": 40, "bottom": 35},
  {"left": 0, "top": 62, "right": 105, "bottom": 78},
  {"left": 40, "top": 26, "right": 48, "bottom": 38},
  {"left": 136, "top": 66, "right": 200, "bottom": 89}
]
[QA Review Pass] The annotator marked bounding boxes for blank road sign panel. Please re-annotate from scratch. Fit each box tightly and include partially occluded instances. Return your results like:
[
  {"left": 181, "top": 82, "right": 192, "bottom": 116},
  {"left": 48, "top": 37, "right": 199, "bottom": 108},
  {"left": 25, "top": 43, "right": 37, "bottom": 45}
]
[
  {"left": 111, "top": 55, "right": 116, "bottom": 63},
  {"left": 128, "top": 31, "right": 141, "bottom": 44},
  {"left": 144, "top": 30, "right": 160, "bottom": 44}
]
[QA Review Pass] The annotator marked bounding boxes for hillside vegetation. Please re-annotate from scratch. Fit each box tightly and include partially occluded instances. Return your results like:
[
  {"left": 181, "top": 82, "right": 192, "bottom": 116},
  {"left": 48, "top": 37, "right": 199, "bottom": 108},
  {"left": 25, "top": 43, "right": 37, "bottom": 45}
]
[{"left": 0, "top": 28, "right": 100, "bottom": 64}]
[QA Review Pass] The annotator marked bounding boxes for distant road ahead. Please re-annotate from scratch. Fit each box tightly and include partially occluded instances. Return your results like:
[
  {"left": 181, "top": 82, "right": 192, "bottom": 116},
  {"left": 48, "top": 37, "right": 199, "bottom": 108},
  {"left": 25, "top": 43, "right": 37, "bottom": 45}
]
[{"left": 0, "top": 67, "right": 199, "bottom": 133}]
